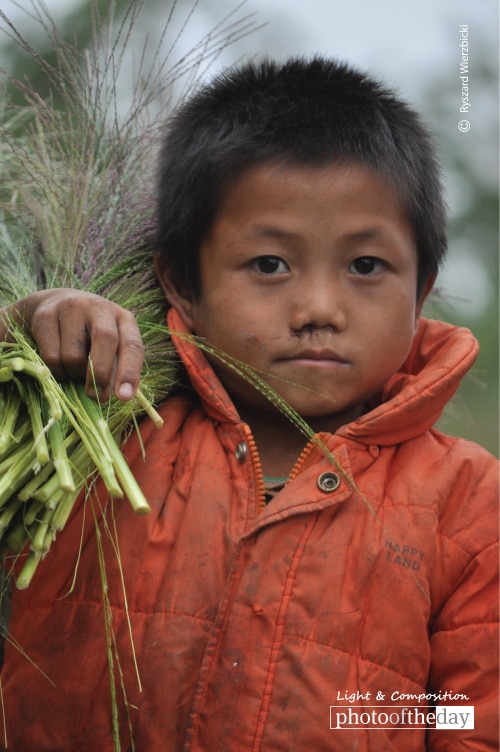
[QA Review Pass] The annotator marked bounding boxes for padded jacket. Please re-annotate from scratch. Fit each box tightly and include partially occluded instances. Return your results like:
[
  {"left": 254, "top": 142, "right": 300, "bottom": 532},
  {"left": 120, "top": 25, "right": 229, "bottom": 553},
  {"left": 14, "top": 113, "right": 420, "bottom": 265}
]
[{"left": 1, "top": 309, "right": 498, "bottom": 751}]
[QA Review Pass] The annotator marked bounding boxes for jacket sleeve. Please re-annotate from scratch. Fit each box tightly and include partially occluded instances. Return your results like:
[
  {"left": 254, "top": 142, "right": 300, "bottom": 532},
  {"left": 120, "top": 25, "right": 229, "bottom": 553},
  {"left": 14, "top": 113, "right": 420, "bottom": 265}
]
[{"left": 427, "top": 452, "right": 499, "bottom": 751}]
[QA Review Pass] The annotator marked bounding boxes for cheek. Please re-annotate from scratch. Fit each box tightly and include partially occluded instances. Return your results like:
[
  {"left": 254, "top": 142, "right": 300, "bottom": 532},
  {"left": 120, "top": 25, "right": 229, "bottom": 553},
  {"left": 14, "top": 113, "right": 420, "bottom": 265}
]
[
  {"left": 370, "top": 297, "right": 418, "bottom": 362},
  {"left": 391, "top": 320, "right": 418, "bottom": 370},
  {"left": 191, "top": 300, "right": 257, "bottom": 358},
  {"left": 385, "top": 290, "right": 418, "bottom": 333}
]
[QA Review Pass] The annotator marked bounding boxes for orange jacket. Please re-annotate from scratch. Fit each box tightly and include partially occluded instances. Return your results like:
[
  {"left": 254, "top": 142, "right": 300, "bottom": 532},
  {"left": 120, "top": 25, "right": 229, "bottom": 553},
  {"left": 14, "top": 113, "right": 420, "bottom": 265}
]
[{"left": 1, "top": 310, "right": 498, "bottom": 751}]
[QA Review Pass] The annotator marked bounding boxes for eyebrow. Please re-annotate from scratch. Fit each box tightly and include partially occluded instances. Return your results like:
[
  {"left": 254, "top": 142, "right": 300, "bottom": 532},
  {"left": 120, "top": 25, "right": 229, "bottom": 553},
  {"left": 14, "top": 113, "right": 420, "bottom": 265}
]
[
  {"left": 247, "top": 225, "right": 297, "bottom": 242},
  {"left": 344, "top": 229, "right": 388, "bottom": 243},
  {"left": 248, "top": 225, "right": 396, "bottom": 245}
]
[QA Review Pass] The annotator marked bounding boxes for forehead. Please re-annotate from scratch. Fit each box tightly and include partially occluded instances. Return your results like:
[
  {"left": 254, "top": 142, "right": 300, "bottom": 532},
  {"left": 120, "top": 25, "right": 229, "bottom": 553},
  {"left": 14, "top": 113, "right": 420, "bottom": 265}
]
[{"left": 207, "top": 159, "right": 415, "bottom": 247}]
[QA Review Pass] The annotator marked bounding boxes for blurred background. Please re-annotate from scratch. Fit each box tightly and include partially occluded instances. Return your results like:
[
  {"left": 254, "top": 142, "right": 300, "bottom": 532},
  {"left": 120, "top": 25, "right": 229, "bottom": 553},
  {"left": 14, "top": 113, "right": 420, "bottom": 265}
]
[{"left": 1, "top": 0, "right": 498, "bottom": 455}]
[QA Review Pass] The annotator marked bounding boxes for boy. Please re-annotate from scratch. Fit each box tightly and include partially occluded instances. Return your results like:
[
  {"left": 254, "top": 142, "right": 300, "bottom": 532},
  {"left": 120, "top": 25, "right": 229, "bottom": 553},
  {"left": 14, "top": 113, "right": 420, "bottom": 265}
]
[{"left": 0, "top": 57, "right": 498, "bottom": 751}]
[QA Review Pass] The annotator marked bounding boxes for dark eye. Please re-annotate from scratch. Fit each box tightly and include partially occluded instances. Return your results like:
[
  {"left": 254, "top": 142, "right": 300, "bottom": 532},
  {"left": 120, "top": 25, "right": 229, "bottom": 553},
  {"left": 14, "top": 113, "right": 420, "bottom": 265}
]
[
  {"left": 349, "top": 256, "right": 383, "bottom": 275},
  {"left": 251, "top": 256, "right": 289, "bottom": 274}
]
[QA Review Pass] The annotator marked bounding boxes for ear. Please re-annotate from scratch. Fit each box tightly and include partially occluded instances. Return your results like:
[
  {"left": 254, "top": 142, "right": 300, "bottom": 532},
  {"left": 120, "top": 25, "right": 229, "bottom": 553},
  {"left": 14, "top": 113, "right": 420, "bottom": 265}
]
[
  {"left": 414, "top": 272, "right": 437, "bottom": 330},
  {"left": 153, "top": 254, "right": 196, "bottom": 331}
]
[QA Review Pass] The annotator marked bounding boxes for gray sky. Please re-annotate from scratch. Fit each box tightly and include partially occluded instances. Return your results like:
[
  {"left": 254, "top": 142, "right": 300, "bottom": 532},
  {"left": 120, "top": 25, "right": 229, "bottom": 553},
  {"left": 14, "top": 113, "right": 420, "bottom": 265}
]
[
  {"left": 3, "top": 0, "right": 496, "bottom": 94},
  {"left": 211, "top": 0, "right": 496, "bottom": 93}
]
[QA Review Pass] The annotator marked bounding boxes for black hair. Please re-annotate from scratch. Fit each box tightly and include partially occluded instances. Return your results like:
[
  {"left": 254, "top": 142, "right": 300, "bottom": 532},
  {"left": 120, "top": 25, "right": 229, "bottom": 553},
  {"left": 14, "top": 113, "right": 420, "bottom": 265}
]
[{"left": 157, "top": 56, "right": 447, "bottom": 299}]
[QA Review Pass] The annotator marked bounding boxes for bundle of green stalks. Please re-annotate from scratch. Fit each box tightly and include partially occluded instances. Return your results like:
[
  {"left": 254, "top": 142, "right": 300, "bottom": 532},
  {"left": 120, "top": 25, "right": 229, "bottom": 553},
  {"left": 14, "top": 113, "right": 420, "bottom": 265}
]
[
  {"left": 0, "top": 0, "right": 260, "bottom": 590},
  {"left": 0, "top": 326, "right": 166, "bottom": 589}
]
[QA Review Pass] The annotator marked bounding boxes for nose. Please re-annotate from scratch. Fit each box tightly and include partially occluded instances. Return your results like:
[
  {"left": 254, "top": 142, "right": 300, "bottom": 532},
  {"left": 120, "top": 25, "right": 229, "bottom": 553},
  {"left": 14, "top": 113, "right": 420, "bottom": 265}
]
[{"left": 289, "top": 273, "right": 347, "bottom": 334}]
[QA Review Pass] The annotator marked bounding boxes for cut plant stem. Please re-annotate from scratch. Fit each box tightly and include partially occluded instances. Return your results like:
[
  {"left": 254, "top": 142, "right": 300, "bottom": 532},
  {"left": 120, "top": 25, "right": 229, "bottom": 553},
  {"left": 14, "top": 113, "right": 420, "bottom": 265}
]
[
  {"left": 0, "top": 496, "right": 23, "bottom": 536},
  {"left": 19, "top": 427, "right": 82, "bottom": 501},
  {"left": 76, "top": 385, "right": 151, "bottom": 515},
  {"left": 63, "top": 384, "right": 124, "bottom": 499},
  {"left": 0, "top": 367, "right": 13, "bottom": 383},
  {"left": 0, "top": 419, "right": 31, "bottom": 462},
  {"left": 17, "top": 459, "right": 56, "bottom": 502},
  {"left": 41, "top": 484, "right": 67, "bottom": 513},
  {"left": 5, "top": 519, "right": 29, "bottom": 555},
  {"left": 3, "top": 357, "right": 51, "bottom": 382},
  {"left": 33, "top": 471, "right": 69, "bottom": 505},
  {"left": 16, "top": 550, "right": 43, "bottom": 591},
  {"left": 0, "top": 390, "right": 25, "bottom": 458},
  {"left": 32, "top": 507, "right": 54, "bottom": 553},
  {"left": 25, "top": 388, "right": 50, "bottom": 466},
  {"left": 101, "top": 426, "right": 151, "bottom": 514},
  {"left": 49, "top": 490, "right": 79, "bottom": 533},
  {"left": 0, "top": 435, "right": 33, "bottom": 477},
  {"left": 134, "top": 388, "right": 164, "bottom": 428},
  {"left": 0, "top": 446, "right": 38, "bottom": 508},
  {"left": 47, "top": 419, "right": 75, "bottom": 492},
  {"left": 22, "top": 499, "right": 45, "bottom": 527}
]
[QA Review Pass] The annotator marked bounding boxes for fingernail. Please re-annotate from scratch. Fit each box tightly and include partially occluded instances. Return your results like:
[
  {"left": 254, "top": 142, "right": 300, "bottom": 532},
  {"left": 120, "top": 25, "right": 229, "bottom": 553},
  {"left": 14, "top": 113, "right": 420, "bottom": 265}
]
[{"left": 117, "top": 382, "right": 134, "bottom": 400}]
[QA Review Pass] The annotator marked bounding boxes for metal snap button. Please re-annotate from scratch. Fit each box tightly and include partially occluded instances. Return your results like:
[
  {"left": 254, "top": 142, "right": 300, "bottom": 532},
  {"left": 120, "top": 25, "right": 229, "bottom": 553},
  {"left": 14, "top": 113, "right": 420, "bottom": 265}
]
[
  {"left": 235, "top": 441, "right": 248, "bottom": 463},
  {"left": 317, "top": 471, "right": 340, "bottom": 492}
]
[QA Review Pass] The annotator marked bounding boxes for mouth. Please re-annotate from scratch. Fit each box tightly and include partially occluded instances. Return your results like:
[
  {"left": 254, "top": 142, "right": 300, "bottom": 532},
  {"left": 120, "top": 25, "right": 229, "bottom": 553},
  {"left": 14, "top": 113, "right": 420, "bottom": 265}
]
[{"left": 279, "top": 349, "right": 351, "bottom": 368}]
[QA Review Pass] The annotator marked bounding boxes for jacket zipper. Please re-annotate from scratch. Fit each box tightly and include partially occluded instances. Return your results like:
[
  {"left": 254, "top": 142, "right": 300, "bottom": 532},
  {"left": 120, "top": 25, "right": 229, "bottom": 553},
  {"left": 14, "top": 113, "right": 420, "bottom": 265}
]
[
  {"left": 288, "top": 432, "right": 332, "bottom": 482},
  {"left": 245, "top": 431, "right": 267, "bottom": 513},
  {"left": 247, "top": 430, "right": 332, "bottom": 513}
]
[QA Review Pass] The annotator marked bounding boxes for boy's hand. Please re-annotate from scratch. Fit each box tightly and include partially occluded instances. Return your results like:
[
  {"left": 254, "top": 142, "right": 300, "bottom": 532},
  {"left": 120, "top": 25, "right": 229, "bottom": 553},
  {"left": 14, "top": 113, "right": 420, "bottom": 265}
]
[{"left": 0, "top": 289, "right": 144, "bottom": 402}]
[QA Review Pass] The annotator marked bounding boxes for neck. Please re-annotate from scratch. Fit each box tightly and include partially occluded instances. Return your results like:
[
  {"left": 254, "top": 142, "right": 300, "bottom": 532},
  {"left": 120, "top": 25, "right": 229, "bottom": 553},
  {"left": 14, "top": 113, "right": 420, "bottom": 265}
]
[
  {"left": 236, "top": 402, "right": 362, "bottom": 478},
  {"left": 243, "top": 410, "right": 307, "bottom": 477}
]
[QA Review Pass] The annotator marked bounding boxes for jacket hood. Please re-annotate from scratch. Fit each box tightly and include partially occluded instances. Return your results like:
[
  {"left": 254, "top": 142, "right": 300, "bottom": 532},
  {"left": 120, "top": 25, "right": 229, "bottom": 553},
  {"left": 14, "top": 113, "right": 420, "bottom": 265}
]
[{"left": 167, "top": 308, "right": 479, "bottom": 447}]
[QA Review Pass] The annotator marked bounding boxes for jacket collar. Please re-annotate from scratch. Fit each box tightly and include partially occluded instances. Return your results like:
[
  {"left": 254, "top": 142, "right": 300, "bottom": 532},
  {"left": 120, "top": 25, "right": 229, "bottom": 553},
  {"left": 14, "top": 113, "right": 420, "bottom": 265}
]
[
  {"left": 167, "top": 308, "right": 478, "bottom": 446},
  {"left": 339, "top": 317, "right": 478, "bottom": 445},
  {"left": 167, "top": 308, "right": 241, "bottom": 425}
]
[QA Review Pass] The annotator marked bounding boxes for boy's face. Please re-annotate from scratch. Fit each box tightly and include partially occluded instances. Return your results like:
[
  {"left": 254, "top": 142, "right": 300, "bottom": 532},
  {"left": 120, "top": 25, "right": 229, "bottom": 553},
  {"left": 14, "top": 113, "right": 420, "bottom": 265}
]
[{"left": 157, "top": 161, "right": 428, "bottom": 431}]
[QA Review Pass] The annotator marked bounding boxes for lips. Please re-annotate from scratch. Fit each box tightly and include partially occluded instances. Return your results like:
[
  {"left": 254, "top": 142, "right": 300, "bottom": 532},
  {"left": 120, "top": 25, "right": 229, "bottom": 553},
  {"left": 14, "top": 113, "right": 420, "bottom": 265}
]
[{"left": 279, "top": 348, "right": 350, "bottom": 366}]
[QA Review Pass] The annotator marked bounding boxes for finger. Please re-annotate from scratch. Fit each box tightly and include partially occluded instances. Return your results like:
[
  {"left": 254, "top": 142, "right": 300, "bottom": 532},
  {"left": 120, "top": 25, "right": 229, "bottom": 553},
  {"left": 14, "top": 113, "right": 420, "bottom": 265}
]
[
  {"left": 30, "top": 309, "right": 68, "bottom": 383},
  {"left": 56, "top": 314, "right": 92, "bottom": 384},
  {"left": 27, "top": 291, "right": 91, "bottom": 383},
  {"left": 85, "top": 314, "right": 121, "bottom": 402},
  {"left": 114, "top": 311, "right": 144, "bottom": 401}
]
